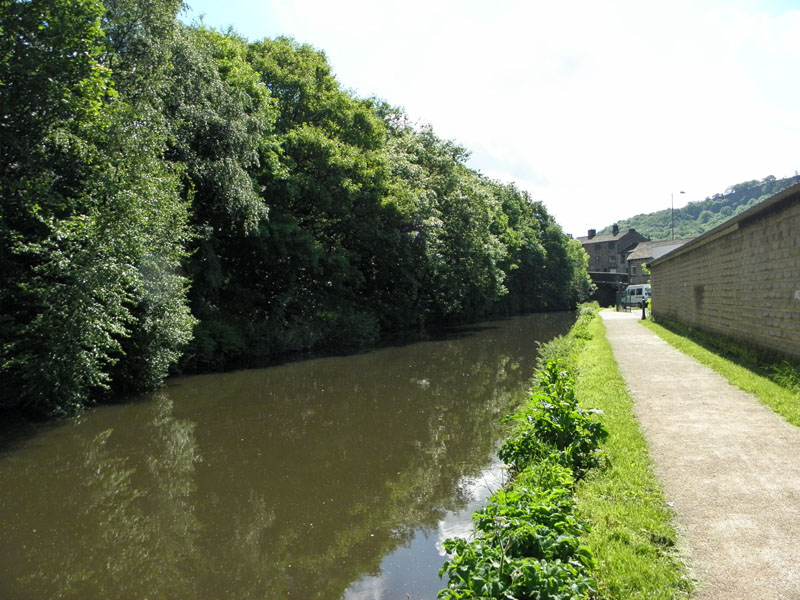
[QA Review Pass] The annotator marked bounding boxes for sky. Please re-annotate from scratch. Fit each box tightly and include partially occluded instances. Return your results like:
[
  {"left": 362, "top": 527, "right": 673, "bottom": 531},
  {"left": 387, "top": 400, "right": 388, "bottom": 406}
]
[{"left": 181, "top": 0, "right": 800, "bottom": 237}]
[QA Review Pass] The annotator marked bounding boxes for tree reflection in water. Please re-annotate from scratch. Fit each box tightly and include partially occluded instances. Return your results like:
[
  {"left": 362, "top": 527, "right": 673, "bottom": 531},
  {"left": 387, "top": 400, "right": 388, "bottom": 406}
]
[
  {"left": 0, "top": 312, "right": 574, "bottom": 599},
  {"left": 1, "top": 395, "right": 202, "bottom": 599}
]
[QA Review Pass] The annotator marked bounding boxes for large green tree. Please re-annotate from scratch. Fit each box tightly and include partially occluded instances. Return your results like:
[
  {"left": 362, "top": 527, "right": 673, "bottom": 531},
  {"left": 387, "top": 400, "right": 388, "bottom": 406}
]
[
  {"left": 233, "top": 37, "right": 396, "bottom": 357},
  {"left": 159, "top": 27, "right": 280, "bottom": 370},
  {"left": 0, "top": 0, "right": 194, "bottom": 414},
  {"left": 386, "top": 124, "right": 508, "bottom": 321}
]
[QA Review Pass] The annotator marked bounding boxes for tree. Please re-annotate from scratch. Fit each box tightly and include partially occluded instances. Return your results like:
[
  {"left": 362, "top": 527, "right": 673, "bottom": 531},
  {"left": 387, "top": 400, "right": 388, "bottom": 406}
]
[
  {"left": 381, "top": 122, "right": 507, "bottom": 322},
  {"left": 564, "top": 236, "right": 595, "bottom": 305},
  {"left": 1, "top": 0, "right": 123, "bottom": 413},
  {"left": 1, "top": 6, "right": 600, "bottom": 411},
  {"left": 161, "top": 27, "right": 279, "bottom": 370},
  {"left": 0, "top": 0, "right": 194, "bottom": 414},
  {"left": 95, "top": 0, "right": 196, "bottom": 394}
]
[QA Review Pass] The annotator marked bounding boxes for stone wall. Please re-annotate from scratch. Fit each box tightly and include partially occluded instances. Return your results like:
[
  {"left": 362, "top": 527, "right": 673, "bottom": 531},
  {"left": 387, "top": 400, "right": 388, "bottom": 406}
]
[{"left": 650, "top": 184, "right": 800, "bottom": 360}]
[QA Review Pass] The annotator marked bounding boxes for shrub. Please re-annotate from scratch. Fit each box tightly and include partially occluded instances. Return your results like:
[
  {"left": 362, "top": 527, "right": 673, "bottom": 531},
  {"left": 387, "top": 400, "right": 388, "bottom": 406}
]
[
  {"left": 499, "top": 361, "right": 607, "bottom": 476},
  {"left": 440, "top": 352, "right": 605, "bottom": 599}
]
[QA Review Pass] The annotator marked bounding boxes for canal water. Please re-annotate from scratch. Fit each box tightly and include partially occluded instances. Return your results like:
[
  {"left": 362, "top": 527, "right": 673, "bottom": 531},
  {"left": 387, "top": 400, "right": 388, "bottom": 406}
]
[{"left": 0, "top": 312, "right": 573, "bottom": 600}]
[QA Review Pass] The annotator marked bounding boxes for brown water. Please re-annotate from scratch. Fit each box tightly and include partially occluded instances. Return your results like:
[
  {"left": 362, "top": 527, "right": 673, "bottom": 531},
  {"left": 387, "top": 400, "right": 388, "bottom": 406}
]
[{"left": 0, "top": 312, "right": 573, "bottom": 600}]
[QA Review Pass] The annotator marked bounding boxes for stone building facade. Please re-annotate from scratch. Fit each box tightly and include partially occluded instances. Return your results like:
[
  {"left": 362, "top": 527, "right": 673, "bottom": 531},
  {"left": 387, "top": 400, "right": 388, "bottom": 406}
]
[
  {"left": 577, "top": 225, "right": 648, "bottom": 275},
  {"left": 649, "top": 182, "right": 800, "bottom": 360},
  {"left": 576, "top": 225, "right": 649, "bottom": 306}
]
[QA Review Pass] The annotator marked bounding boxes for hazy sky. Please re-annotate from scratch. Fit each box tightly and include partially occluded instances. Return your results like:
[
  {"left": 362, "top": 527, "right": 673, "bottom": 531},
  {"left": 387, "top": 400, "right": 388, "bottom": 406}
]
[{"left": 181, "top": 0, "right": 800, "bottom": 237}]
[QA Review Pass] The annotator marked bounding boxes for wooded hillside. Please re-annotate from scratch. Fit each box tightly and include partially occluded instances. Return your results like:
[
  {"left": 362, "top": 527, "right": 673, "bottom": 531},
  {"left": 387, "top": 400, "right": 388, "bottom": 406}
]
[{"left": 600, "top": 175, "right": 800, "bottom": 240}]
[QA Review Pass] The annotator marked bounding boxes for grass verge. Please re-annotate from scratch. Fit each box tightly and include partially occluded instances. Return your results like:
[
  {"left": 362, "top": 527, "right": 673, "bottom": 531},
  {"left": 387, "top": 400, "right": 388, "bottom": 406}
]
[
  {"left": 641, "top": 319, "right": 800, "bottom": 428},
  {"left": 573, "top": 313, "right": 692, "bottom": 599}
]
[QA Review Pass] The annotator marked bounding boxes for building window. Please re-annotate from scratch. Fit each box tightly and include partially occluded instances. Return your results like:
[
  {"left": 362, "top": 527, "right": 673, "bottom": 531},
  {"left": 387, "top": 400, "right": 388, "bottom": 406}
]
[
  {"left": 608, "top": 256, "right": 616, "bottom": 264},
  {"left": 631, "top": 265, "right": 637, "bottom": 275}
]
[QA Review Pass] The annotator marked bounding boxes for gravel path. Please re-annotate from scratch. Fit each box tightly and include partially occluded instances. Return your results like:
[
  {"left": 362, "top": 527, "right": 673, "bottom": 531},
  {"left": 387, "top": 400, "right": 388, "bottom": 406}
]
[{"left": 600, "top": 310, "right": 800, "bottom": 600}]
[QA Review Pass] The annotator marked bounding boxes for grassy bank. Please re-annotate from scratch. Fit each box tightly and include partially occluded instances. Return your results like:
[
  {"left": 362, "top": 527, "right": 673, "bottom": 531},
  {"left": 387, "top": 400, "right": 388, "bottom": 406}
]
[
  {"left": 574, "top": 313, "right": 691, "bottom": 599},
  {"left": 438, "top": 305, "right": 691, "bottom": 599},
  {"left": 641, "top": 319, "right": 800, "bottom": 428}
]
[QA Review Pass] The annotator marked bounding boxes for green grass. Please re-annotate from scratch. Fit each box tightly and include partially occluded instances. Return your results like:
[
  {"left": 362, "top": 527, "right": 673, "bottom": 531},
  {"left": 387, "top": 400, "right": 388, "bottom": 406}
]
[
  {"left": 641, "top": 320, "right": 800, "bottom": 428},
  {"left": 574, "top": 315, "right": 692, "bottom": 599}
]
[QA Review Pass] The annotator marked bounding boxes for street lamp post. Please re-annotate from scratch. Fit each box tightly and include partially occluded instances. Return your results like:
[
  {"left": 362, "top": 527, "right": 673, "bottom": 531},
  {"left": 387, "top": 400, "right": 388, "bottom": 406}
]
[{"left": 671, "top": 190, "right": 685, "bottom": 240}]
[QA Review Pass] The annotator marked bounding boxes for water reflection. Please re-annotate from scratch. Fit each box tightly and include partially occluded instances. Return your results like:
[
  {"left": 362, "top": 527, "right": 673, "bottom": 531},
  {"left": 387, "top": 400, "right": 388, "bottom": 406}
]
[
  {"left": 0, "top": 313, "right": 573, "bottom": 599},
  {"left": 345, "top": 457, "right": 508, "bottom": 600},
  {"left": 0, "top": 395, "right": 203, "bottom": 599}
]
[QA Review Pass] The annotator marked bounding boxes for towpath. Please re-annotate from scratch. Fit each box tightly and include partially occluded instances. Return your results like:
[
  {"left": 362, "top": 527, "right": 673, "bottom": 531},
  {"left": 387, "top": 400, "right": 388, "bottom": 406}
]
[{"left": 600, "top": 310, "right": 800, "bottom": 600}]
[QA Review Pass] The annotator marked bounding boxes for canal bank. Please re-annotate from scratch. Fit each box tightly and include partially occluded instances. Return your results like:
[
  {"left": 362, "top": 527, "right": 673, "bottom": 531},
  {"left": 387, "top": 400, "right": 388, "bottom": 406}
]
[
  {"left": 439, "top": 304, "right": 694, "bottom": 599},
  {"left": 439, "top": 306, "right": 606, "bottom": 598}
]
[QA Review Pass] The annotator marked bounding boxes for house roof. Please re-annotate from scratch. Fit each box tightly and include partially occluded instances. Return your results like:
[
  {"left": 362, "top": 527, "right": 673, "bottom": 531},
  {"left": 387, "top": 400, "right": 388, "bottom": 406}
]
[
  {"left": 626, "top": 239, "right": 694, "bottom": 261},
  {"left": 650, "top": 181, "right": 800, "bottom": 267},
  {"left": 576, "top": 229, "right": 644, "bottom": 245}
]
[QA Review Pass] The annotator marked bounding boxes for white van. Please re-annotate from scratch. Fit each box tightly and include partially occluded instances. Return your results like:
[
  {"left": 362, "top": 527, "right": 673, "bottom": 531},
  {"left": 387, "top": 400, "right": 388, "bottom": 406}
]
[{"left": 623, "top": 284, "right": 651, "bottom": 307}]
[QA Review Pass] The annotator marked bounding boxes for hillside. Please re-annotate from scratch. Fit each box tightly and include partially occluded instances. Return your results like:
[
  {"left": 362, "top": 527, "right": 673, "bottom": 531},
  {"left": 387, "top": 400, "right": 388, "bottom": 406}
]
[{"left": 600, "top": 174, "right": 800, "bottom": 240}]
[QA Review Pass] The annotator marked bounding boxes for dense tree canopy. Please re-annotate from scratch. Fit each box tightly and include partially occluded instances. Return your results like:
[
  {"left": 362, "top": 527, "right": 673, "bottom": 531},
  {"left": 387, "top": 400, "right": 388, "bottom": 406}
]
[{"left": 1, "top": 0, "right": 593, "bottom": 415}]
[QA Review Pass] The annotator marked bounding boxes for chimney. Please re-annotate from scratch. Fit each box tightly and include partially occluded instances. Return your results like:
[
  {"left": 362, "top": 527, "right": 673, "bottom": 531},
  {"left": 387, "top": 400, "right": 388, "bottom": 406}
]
[
  {"left": 612, "top": 223, "right": 619, "bottom": 236},
  {"left": 587, "top": 229, "right": 596, "bottom": 239}
]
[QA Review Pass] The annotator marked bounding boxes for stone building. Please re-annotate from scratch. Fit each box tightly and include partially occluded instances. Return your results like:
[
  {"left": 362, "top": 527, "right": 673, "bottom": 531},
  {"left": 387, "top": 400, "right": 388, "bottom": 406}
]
[
  {"left": 625, "top": 239, "right": 694, "bottom": 285},
  {"left": 577, "top": 224, "right": 649, "bottom": 305},
  {"left": 649, "top": 181, "right": 800, "bottom": 360},
  {"left": 577, "top": 224, "right": 649, "bottom": 275}
]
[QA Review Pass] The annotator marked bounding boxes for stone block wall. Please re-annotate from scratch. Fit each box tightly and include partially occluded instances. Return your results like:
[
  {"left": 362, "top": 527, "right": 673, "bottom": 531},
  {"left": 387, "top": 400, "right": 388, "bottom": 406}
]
[{"left": 650, "top": 186, "right": 800, "bottom": 360}]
